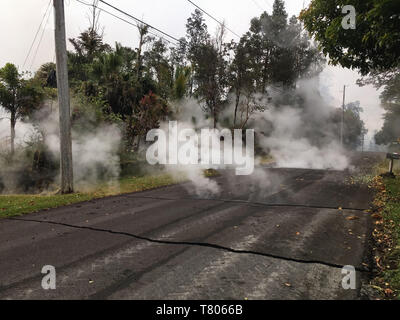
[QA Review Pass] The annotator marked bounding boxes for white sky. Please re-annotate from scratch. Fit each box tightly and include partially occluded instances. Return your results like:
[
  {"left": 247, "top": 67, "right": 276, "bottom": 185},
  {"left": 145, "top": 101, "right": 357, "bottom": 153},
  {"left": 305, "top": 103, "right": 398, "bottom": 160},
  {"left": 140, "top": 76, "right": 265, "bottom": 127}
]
[{"left": 0, "top": 0, "right": 384, "bottom": 144}]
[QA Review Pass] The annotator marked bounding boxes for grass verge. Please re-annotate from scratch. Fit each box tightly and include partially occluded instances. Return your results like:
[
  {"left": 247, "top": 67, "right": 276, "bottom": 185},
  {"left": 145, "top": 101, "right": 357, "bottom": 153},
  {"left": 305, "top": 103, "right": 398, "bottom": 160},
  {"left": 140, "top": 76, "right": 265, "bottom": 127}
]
[
  {"left": 0, "top": 171, "right": 215, "bottom": 219},
  {"left": 369, "top": 160, "right": 400, "bottom": 299}
]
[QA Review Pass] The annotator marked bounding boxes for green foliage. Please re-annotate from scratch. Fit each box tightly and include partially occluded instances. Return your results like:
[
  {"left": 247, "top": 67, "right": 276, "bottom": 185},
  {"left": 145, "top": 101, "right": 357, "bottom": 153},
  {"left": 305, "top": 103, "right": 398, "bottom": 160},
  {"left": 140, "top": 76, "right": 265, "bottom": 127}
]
[
  {"left": 68, "top": 29, "right": 112, "bottom": 82},
  {"left": 0, "top": 63, "right": 44, "bottom": 154},
  {"left": 0, "top": 174, "right": 185, "bottom": 218},
  {"left": 374, "top": 72, "right": 400, "bottom": 145},
  {"left": 236, "top": 1, "right": 325, "bottom": 93},
  {"left": 130, "top": 91, "right": 169, "bottom": 137},
  {"left": 379, "top": 177, "right": 400, "bottom": 298},
  {"left": 0, "top": 63, "right": 44, "bottom": 116},
  {"left": 300, "top": 0, "right": 400, "bottom": 75},
  {"left": 331, "top": 101, "right": 368, "bottom": 149},
  {"left": 144, "top": 39, "right": 174, "bottom": 99},
  {"left": 60, "top": 2, "right": 325, "bottom": 138},
  {"left": 173, "top": 66, "right": 191, "bottom": 100},
  {"left": 33, "top": 62, "right": 57, "bottom": 89},
  {"left": 192, "top": 41, "right": 229, "bottom": 127}
]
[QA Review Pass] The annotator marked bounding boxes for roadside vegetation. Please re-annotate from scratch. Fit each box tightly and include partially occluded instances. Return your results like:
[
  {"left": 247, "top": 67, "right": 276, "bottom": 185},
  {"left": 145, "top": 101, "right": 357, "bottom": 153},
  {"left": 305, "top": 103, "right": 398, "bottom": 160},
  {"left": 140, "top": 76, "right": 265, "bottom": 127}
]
[
  {"left": 0, "top": 169, "right": 219, "bottom": 218},
  {"left": 1, "top": 0, "right": 367, "bottom": 197},
  {"left": 301, "top": 0, "right": 400, "bottom": 148},
  {"left": 369, "top": 161, "right": 400, "bottom": 299},
  {"left": 300, "top": 2, "right": 400, "bottom": 299},
  {"left": 0, "top": 174, "right": 183, "bottom": 218}
]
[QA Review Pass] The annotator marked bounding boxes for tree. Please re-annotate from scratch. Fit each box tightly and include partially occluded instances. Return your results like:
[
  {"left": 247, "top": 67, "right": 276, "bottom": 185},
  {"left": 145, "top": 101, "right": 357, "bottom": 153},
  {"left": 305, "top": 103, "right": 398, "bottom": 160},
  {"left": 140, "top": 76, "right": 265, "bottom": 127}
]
[
  {"left": 186, "top": 9, "right": 210, "bottom": 63},
  {"left": 374, "top": 73, "right": 400, "bottom": 145},
  {"left": 173, "top": 66, "right": 191, "bottom": 100},
  {"left": 300, "top": 0, "right": 400, "bottom": 75},
  {"left": 184, "top": 10, "right": 231, "bottom": 128},
  {"left": 34, "top": 62, "right": 57, "bottom": 88},
  {"left": 229, "top": 37, "right": 258, "bottom": 127},
  {"left": 190, "top": 32, "right": 230, "bottom": 128},
  {"left": 331, "top": 101, "right": 368, "bottom": 149},
  {"left": 128, "top": 91, "right": 169, "bottom": 150},
  {"left": 241, "top": 0, "right": 324, "bottom": 92},
  {"left": 185, "top": 9, "right": 210, "bottom": 96},
  {"left": 0, "top": 63, "right": 43, "bottom": 155},
  {"left": 144, "top": 39, "right": 174, "bottom": 100},
  {"left": 68, "top": 28, "right": 111, "bottom": 82}
]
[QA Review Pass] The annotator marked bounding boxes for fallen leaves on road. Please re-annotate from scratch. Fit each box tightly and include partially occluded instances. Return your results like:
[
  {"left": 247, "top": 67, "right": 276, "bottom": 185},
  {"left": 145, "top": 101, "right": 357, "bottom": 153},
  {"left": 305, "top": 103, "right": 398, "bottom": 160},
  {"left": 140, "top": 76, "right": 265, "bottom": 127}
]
[
  {"left": 372, "top": 213, "right": 383, "bottom": 219},
  {"left": 385, "top": 288, "right": 394, "bottom": 297},
  {"left": 346, "top": 216, "right": 359, "bottom": 221},
  {"left": 368, "top": 175, "right": 399, "bottom": 300}
]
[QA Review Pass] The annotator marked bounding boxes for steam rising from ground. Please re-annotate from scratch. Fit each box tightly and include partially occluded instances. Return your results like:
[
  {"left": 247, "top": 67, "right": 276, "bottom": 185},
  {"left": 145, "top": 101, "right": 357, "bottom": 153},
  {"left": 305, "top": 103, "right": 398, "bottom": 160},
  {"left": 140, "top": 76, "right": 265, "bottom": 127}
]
[
  {"left": 253, "top": 79, "right": 350, "bottom": 171},
  {"left": 149, "top": 120, "right": 222, "bottom": 197},
  {"left": 0, "top": 102, "right": 121, "bottom": 193},
  {"left": 1, "top": 76, "right": 352, "bottom": 195},
  {"left": 150, "top": 78, "right": 351, "bottom": 197},
  {"left": 40, "top": 109, "right": 121, "bottom": 191},
  {"left": 257, "top": 106, "right": 349, "bottom": 170}
]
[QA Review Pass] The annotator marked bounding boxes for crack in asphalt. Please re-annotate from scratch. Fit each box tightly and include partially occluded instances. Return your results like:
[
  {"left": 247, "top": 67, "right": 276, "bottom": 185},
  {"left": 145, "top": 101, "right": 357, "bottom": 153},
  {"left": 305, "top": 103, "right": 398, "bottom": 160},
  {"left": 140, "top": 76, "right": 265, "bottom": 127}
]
[
  {"left": 7, "top": 217, "right": 370, "bottom": 273},
  {"left": 125, "top": 195, "right": 368, "bottom": 212}
]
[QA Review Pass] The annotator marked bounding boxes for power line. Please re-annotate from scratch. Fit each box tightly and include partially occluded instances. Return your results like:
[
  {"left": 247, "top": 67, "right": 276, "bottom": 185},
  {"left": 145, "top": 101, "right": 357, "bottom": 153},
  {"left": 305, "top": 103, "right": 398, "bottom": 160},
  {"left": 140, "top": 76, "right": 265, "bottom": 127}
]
[
  {"left": 98, "top": 0, "right": 183, "bottom": 44},
  {"left": 185, "top": 0, "right": 241, "bottom": 39},
  {"left": 75, "top": 0, "right": 178, "bottom": 46},
  {"left": 30, "top": 4, "right": 53, "bottom": 70},
  {"left": 251, "top": 0, "right": 265, "bottom": 12},
  {"left": 22, "top": 0, "right": 52, "bottom": 69},
  {"left": 262, "top": 0, "right": 273, "bottom": 10}
]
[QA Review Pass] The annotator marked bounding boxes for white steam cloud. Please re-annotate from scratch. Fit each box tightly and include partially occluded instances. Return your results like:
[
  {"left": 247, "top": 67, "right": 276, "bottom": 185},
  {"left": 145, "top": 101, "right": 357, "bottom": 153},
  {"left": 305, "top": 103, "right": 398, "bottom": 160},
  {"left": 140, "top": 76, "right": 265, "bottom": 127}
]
[{"left": 0, "top": 102, "right": 121, "bottom": 193}]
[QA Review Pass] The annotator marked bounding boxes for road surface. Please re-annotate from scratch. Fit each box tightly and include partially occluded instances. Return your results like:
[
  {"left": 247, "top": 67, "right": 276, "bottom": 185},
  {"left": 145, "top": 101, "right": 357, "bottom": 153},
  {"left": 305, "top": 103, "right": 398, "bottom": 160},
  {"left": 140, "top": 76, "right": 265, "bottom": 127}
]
[{"left": 0, "top": 153, "right": 383, "bottom": 300}]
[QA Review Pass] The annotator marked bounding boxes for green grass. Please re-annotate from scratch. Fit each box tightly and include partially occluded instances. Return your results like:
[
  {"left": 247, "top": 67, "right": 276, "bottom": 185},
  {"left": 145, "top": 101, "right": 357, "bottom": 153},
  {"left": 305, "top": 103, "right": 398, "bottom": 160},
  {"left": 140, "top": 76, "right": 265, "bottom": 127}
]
[
  {"left": 0, "top": 173, "right": 187, "bottom": 219},
  {"left": 257, "top": 155, "right": 275, "bottom": 165},
  {"left": 380, "top": 177, "right": 400, "bottom": 296},
  {"left": 370, "top": 156, "right": 400, "bottom": 298}
]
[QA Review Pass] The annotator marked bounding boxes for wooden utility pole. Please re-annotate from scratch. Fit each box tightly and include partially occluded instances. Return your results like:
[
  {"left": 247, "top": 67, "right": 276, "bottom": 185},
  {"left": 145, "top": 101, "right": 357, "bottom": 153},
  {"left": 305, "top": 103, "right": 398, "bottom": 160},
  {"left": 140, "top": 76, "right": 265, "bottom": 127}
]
[
  {"left": 54, "top": 0, "right": 73, "bottom": 194},
  {"left": 340, "top": 85, "right": 346, "bottom": 147}
]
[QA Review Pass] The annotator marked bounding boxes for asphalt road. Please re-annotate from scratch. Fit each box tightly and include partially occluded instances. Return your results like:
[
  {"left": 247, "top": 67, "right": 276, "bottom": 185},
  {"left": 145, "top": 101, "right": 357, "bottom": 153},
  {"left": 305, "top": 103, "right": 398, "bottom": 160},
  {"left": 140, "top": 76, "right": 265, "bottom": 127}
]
[{"left": 0, "top": 152, "right": 384, "bottom": 300}]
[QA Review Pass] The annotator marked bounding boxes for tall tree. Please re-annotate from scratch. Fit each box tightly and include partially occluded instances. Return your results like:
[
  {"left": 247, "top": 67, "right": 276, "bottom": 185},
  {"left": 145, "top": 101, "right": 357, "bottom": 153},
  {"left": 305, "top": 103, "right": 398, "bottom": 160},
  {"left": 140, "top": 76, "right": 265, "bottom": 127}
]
[
  {"left": 68, "top": 28, "right": 111, "bottom": 83},
  {"left": 331, "top": 101, "right": 368, "bottom": 149},
  {"left": 144, "top": 39, "right": 174, "bottom": 100},
  {"left": 229, "top": 37, "right": 257, "bottom": 127},
  {"left": 243, "top": 0, "right": 324, "bottom": 91},
  {"left": 0, "top": 63, "right": 43, "bottom": 155},
  {"left": 186, "top": 13, "right": 230, "bottom": 128},
  {"left": 185, "top": 9, "right": 210, "bottom": 96},
  {"left": 375, "top": 73, "right": 400, "bottom": 145}
]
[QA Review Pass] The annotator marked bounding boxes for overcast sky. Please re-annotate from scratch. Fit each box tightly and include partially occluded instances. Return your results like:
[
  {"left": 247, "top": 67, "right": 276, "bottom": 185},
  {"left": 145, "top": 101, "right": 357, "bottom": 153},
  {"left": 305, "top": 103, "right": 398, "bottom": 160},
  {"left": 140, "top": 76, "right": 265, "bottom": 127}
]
[{"left": 0, "top": 0, "right": 384, "bottom": 144}]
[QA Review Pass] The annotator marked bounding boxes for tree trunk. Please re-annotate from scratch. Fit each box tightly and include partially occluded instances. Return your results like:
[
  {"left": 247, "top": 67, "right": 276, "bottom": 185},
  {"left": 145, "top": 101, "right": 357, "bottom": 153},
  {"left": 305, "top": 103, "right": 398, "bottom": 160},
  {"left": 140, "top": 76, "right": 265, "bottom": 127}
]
[
  {"left": 10, "top": 111, "right": 16, "bottom": 156},
  {"left": 234, "top": 89, "right": 241, "bottom": 128},
  {"left": 136, "top": 25, "right": 146, "bottom": 83},
  {"left": 135, "top": 135, "right": 142, "bottom": 152}
]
